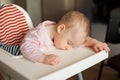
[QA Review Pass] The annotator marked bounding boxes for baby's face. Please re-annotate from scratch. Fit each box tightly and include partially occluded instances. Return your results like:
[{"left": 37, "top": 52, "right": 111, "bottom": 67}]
[{"left": 54, "top": 27, "right": 87, "bottom": 50}]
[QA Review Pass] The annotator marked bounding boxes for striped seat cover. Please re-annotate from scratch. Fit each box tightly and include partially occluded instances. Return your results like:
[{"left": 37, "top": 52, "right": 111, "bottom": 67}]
[{"left": 0, "top": 4, "right": 29, "bottom": 45}]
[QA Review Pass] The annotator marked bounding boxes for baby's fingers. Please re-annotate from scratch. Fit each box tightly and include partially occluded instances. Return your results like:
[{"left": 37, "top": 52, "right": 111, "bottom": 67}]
[
  {"left": 93, "top": 46, "right": 101, "bottom": 53},
  {"left": 93, "top": 44, "right": 110, "bottom": 53},
  {"left": 51, "top": 58, "right": 60, "bottom": 65},
  {"left": 102, "top": 46, "right": 110, "bottom": 53},
  {"left": 101, "top": 43, "right": 110, "bottom": 53},
  {"left": 50, "top": 55, "right": 60, "bottom": 65}
]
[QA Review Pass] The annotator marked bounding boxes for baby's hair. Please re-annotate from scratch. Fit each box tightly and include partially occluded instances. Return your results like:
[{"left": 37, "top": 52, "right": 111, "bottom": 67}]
[{"left": 58, "top": 11, "right": 90, "bottom": 37}]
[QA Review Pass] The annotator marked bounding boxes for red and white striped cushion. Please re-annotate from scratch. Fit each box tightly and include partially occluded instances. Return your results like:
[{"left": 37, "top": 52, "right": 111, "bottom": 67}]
[{"left": 0, "top": 4, "right": 29, "bottom": 45}]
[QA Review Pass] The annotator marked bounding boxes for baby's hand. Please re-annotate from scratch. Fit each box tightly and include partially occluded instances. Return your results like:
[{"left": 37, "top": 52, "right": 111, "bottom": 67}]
[
  {"left": 92, "top": 42, "right": 110, "bottom": 53},
  {"left": 42, "top": 54, "right": 60, "bottom": 65}
]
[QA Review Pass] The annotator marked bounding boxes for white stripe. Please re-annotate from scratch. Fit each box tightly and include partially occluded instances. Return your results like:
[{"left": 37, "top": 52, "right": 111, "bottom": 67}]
[
  {"left": 1, "top": 45, "right": 21, "bottom": 56},
  {"left": 0, "top": 12, "right": 23, "bottom": 20},
  {"left": 0, "top": 24, "right": 28, "bottom": 34},
  {"left": 4, "top": 31, "right": 27, "bottom": 38},
  {"left": 0, "top": 28, "right": 28, "bottom": 39},
  {"left": 0, "top": 21, "right": 27, "bottom": 29},
  {"left": 0, "top": 7, "right": 19, "bottom": 15},
  {"left": 0, "top": 21, "right": 27, "bottom": 30},
  {"left": 0, "top": 12, "right": 21, "bottom": 20},
  {"left": 1, "top": 38, "right": 23, "bottom": 45},
  {"left": 0, "top": 15, "right": 25, "bottom": 25},
  {"left": 0, "top": 5, "right": 16, "bottom": 10},
  {"left": 0, "top": 21, "right": 26, "bottom": 28},
  {"left": 0, "top": 27, "right": 28, "bottom": 38}
]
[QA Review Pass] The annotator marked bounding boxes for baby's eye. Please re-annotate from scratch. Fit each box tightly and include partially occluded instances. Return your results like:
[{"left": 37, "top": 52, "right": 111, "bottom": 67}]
[{"left": 67, "top": 41, "right": 71, "bottom": 45}]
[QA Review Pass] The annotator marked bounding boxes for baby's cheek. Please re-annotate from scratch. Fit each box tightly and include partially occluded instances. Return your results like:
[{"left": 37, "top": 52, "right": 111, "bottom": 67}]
[{"left": 55, "top": 45, "right": 65, "bottom": 50}]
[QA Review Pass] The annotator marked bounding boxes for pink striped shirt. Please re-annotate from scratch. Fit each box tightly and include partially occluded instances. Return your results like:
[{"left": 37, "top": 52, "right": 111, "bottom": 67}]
[{"left": 20, "top": 21, "right": 55, "bottom": 62}]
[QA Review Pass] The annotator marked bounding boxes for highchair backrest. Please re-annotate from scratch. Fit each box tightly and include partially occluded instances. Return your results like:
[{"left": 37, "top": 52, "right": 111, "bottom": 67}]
[{"left": 0, "top": 4, "right": 33, "bottom": 45}]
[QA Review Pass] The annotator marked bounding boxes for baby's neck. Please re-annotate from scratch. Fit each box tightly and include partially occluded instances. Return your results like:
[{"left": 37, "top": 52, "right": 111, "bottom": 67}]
[{"left": 46, "top": 24, "right": 57, "bottom": 41}]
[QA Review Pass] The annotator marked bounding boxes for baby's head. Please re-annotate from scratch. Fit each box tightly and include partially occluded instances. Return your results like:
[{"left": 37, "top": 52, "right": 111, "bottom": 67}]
[{"left": 54, "top": 11, "right": 90, "bottom": 50}]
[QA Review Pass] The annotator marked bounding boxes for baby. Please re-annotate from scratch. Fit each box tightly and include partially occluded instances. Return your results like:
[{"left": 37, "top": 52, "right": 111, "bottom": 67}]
[{"left": 20, "top": 11, "right": 110, "bottom": 65}]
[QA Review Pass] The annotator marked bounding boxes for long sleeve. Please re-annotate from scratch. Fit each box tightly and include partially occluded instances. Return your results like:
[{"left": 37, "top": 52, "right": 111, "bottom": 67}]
[
  {"left": 20, "top": 21, "right": 55, "bottom": 62},
  {"left": 0, "top": 41, "right": 21, "bottom": 56},
  {"left": 20, "top": 37, "right": 44, "bottom": 62}
]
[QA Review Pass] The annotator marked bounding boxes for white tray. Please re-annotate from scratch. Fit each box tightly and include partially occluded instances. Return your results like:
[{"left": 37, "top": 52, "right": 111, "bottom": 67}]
[{"left": 0, "top": 47, "right": 108, "bottom": 80}]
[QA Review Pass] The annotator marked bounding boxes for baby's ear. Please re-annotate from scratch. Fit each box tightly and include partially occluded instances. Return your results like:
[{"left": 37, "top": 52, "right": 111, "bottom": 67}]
[{"left": 57, "top": 24, "right": 66, "bottom": 33}]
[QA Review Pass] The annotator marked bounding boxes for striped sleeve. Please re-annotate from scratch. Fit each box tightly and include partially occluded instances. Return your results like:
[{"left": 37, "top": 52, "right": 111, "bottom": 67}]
[
  {"left": 0, "top": 42, "right": 21, "bottom": 56},
  {"left": 0, "top": 42, "right": 2, "bottom": 47}
]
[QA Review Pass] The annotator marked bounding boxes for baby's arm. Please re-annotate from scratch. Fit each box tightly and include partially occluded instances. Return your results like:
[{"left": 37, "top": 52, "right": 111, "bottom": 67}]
[
  {"left": 36, "top": 54, "right": 60, "bottom": 65},
  {"left": 20, "top": 40, "right": 60, "bottom": 66},
  {"left": 84, "top": 37, "right": 110, "bottom": 53}
]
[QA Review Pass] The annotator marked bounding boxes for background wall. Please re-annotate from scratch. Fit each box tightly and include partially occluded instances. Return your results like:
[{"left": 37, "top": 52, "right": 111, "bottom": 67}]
[
  {"left": 0, "top": 0, "right": 93, "bottom": 26},
  {"left": 26, "top": 0, "right": 42, "bottom": 27},
  {"left": 42, "top": 0, "right": 93, "bottom": 23},
  {"left": 42, "top": 0, "right": 75, "bottom": 22}
]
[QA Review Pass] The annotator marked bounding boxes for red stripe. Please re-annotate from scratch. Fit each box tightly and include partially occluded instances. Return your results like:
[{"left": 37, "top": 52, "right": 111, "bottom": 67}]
[
  {"left": 0, "top": 6, "right": 17, "bottom": 12},
  {"left": 0, "top": 28, "right": 28, "bottom": 37},
  {"left": 0, "top": 11, "right": 23, "bottom": 20},
  {"left": 0, "top": 8, "right": 19, "bottom": 15},
  {"left": 0, "top": 4, "right": 17, "bottom": 13},
  {"left": 0, "top": 18, "right": 26, "bottom": 26},
  {"left": 3, "top": 29, "right": 28, "bottom": 38},
  {"left": 0, "top": 25, "right": 28, "bottom": 32},
  {"left": 0, "top": 4, "right": 29, "bottom": 45},
  {"left": 4, "top": 34, "right": 25, "bottom": 42},
  {"left": 1, "top": 38, "right": 22, "bottom": 45},
  {"left": 0, "top": 10, "right": 22, "bottom": 18},
  {"left": 0, "top": 23, "right": 28, "bottom": 32},
  {"left": 0, "top": 32, "right": 27, "bottom": 45},
  {"left": 0, "top": 26, "right": 29, "bottom": 38},
  {"left": 0, "top": 12, "right": 23, "bottom": 21},
  {"left": 0, "top": 31, "right": 28, "bottom": 42}
]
